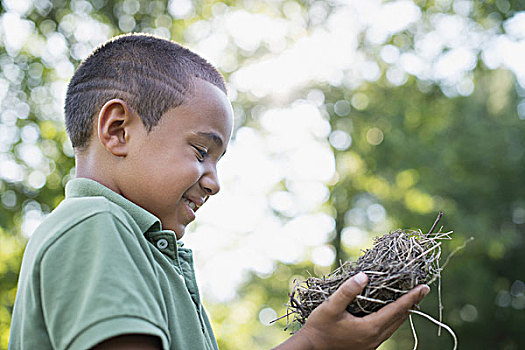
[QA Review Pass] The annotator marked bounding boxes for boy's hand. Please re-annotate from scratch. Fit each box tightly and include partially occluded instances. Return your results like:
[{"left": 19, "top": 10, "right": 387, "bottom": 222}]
[{"left": 274, "top": 272, "right": 430, "bottom": 350}]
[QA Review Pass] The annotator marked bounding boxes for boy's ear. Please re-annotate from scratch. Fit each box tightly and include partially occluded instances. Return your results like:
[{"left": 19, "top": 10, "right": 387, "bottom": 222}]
[{"left": 97, "top": 99, "right": 136, "bottom": 157}]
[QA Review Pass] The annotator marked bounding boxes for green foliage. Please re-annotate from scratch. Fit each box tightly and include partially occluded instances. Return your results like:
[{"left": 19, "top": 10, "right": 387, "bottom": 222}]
[
  {"left": 323, "top": 68, "right": 525, "bottom": 349},
  {"left": 206, "top": 262, "right": 311, "bottom": 350},
  {"left": 0, "top": 229, "right": 24, "bottom": 348}
]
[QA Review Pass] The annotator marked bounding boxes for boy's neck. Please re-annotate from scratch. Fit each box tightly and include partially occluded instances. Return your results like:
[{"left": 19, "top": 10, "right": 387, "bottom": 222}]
[{"left": 74, "top": 151, "right": 121, "bottom": 196}]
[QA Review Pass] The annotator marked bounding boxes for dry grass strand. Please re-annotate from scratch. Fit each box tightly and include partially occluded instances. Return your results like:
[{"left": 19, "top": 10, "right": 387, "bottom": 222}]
[{"left": 277, "top": 213, "right": 471, "bottom": 349}]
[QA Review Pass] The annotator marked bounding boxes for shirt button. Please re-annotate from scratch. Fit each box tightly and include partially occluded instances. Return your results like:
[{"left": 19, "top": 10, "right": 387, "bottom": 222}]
[{"left": 156, "top": 239, "right": 168, "bottom": 249}]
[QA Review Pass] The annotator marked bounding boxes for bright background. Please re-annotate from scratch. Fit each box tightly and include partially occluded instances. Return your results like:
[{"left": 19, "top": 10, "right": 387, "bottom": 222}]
[{"left": 0, "top": 0, "right": 524, "bottom": 349}]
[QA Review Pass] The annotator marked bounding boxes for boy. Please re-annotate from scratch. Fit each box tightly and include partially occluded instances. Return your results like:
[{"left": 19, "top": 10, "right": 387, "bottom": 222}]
[{"left": 8, "top": 34, "right": 429, "bottom": 350}]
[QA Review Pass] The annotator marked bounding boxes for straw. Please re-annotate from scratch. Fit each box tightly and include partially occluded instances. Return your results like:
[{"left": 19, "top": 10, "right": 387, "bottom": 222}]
[{"left": 276, "top": 212, "right": 471, "bottom": 349}]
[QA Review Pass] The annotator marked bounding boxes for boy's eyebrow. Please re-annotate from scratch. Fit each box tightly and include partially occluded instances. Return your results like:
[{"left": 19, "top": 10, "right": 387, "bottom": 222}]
[{"left": 196, "top": 131, "right": 224, "bottom": 148}]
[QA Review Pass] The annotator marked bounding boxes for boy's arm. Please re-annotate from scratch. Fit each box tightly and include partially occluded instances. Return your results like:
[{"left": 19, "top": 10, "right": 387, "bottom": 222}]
[
  {"left": 38, "top": 212, "right": 170, "bottom": 350},
  {"left": 273, "top": 272, "right": 430, "bottom": 350},
  {"left": 90, "top": 274, "right": 426, "bottom": 350},
  {"left": 89, "top": 273, "right": 426, "bottom": 350}
]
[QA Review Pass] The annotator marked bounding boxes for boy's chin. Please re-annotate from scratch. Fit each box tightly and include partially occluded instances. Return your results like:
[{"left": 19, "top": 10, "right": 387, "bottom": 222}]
[
  {"left": 162, "top": 221, "right": 186, "bottom": 240},
  {"left": 174, "top": 229, "right": 185, "bottom": 240}
]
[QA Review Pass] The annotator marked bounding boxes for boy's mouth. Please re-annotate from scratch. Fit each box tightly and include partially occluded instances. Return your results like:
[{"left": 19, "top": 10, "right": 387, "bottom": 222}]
[{"left": 182, "top": 197, "right": 201, "bottom": 212}]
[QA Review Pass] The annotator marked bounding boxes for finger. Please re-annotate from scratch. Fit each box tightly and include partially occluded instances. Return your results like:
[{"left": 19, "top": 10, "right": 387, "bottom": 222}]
[
  {"left": 368, "top": 285, "right": 430, "bottom": 327},
  {"left": 377, "top": 286, "right": 430, "bottom": 342},
  {"left": 325, "top": 272, "right": 368, "bottom": 313},
  {"left": 376, "top": 309, "right": 411, "bottom": 343}
]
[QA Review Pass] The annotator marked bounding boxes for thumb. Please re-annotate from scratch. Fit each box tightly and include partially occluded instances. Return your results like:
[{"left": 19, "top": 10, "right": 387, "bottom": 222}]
[{"left": 327, "top": 272, "right": 368, "bottom": 313}]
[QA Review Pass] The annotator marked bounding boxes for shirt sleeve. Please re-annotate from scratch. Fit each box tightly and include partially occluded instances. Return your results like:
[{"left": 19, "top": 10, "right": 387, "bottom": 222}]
[{"left": 39, "top": 211, "right": 170, "bottom": 350}]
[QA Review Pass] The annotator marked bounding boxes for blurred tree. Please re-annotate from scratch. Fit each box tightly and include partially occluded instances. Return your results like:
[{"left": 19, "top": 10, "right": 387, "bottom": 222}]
[
  {"left": 1, "top": 1, "right": 524, "bottom": 350},
  {"left": 322, "top": 67, "right": 525, "bottom": 349}
]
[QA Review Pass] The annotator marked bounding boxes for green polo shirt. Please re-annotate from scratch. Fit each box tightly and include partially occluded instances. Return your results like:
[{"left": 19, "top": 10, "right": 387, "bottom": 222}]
[{"left": 9, "top": 178, "right": 218, "bottom": 350}]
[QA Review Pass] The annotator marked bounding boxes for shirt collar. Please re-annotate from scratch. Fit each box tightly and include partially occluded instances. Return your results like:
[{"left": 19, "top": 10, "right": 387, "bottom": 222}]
[{"left": 65, "top": 177, "right": 161, "bottom": 233}]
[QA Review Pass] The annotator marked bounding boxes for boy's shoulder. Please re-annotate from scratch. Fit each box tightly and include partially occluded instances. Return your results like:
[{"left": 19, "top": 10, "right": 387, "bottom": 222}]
[
  {"left": 26, "top": 195, "right": 134, "bottom": 262},
  {"left": 47, "top": 194, "right": 127, "bottom": 229},
  {"left": 49, "top": 194, "right": 129, "bottom": 231}
]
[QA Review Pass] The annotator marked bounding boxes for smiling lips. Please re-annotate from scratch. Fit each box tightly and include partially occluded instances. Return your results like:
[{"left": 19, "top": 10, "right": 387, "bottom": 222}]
[{"left": 182, "top": 197, "right": 202, "bottom": 212}]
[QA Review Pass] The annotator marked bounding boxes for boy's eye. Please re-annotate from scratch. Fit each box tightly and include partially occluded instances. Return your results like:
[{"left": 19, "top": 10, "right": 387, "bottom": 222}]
[{"left": 193, "top": 145, "right": 208, "bottom": 161}]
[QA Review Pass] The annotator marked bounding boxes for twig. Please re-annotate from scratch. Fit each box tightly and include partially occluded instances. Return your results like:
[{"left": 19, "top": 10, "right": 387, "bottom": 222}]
[
  {"left": 275, "top": 213, "right": 467, "bottom": 349},
  {"left": 427, "top": 211, "right": 443, "bottom": 236},
  {"left": 409, "top": 314, "right": 418, "bottom": 350},
  {"left": 438, "top": 267, "right": 442, "bottom": 336},
  {"left": 439, "top": 237, "right": 475, "bottom": 271},
  {"left": 408, "top": 309, "right": 457, "bottom": 350}
]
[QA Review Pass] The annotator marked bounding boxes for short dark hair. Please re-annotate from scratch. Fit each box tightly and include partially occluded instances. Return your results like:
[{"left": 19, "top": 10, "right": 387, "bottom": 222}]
[{"left": 65, "top": 33, "right": 226, "bottom": 150}]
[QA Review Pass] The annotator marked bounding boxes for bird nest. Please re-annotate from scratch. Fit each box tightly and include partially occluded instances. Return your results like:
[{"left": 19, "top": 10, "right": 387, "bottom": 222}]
[{"left": 281, "top": 213, "right": 470, "bottom": 340}]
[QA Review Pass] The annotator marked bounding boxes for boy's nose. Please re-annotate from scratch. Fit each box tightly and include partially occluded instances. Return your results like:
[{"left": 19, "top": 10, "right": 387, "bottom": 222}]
[{"left": 200, "top": 168, "right": 220, "bottom": 195}]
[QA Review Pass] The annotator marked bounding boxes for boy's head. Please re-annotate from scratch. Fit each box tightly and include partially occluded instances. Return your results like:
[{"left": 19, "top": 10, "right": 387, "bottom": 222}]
[
  {"left": 65, "top": 33, "right": 227, "bottom": 150},
  {"left": 65, "top": 34, "right": 233, "bottom": 238}
]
